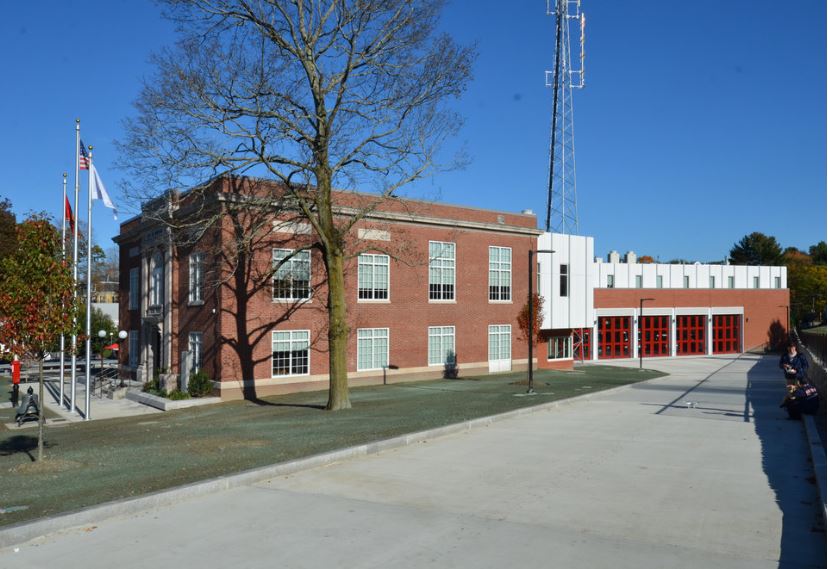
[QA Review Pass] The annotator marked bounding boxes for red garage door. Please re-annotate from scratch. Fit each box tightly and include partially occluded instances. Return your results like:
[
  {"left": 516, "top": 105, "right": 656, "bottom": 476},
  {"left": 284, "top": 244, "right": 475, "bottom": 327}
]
[
  {"left": 639, "top": 315, "right": 670, "bottom": 357},
  {"left": 598, "top": 317, "right": 631, "bottom": 359},
  {"left": 713, "top": 314, "right": 741, "bottom": 354},
  {"left": 574, "top": 328, "right": 592, "bottom": 361},
  {"left": 677, "top": 315, "right": 706, "bottom": 355}
]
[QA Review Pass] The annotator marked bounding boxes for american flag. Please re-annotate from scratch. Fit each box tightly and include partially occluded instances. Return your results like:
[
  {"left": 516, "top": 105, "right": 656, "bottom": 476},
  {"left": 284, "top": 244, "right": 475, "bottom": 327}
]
[{"left": 79, "top": 140, "right": 90, "bottom": 170}]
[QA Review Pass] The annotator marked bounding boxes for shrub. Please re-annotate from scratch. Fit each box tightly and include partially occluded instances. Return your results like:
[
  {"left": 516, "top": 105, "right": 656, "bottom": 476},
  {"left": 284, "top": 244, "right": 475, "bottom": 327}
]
[
  {"left": 167, "top": 390, "right": 191, "bottom": 401},
  {"left": 188, "top": 370, "right": 213, "bottom": 398}
]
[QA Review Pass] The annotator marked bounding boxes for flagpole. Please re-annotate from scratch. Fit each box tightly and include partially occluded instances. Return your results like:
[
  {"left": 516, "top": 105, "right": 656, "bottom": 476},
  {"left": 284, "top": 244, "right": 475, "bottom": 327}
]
[
  {"left": 59, "top": 172, "right": 67, "bottom": 409},
  {"left": 71, "top": 119, "right": 80, "bottom": 414},
  {"left": 85, "top": 145, "right": 94, "bottom": 421}
]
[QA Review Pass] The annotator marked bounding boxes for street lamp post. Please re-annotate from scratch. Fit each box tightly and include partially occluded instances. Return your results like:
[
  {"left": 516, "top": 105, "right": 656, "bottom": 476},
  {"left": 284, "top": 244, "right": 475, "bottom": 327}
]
[
  {"left": 639, "top": 298, "right": 655, "bottom": 370},
  {"left": 97, "top": 330, "right": 106, "bottom": 396},
  {"left": 527, "top": 249, "right": 555, "bottom": 394},
  {"left": 116, "top": 330, "right": 128, "bottom": 386}
]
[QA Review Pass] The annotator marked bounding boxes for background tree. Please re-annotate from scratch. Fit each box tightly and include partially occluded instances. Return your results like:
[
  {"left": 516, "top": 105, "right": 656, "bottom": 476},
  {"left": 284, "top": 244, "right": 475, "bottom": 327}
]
[
  {"left": 0, "top": 197, "right": 17, "bottom": 262},
  {"left": 809, "top": 241, "right": 826, "bottom": 265},
  {"left": 638, "top": 255, "right": 655, "bottom": 264},
  {"left": 119, "top": 0, "right": 475, "bottom": 410},
  {"left": 784, "top": 243, "right": 826, "bottom": 325},
  {"left": 729, "top": 232, "right": 783, "bottom": 266},
  {"left": 0, "top": 217, "right": 80, "bottom": 461}
]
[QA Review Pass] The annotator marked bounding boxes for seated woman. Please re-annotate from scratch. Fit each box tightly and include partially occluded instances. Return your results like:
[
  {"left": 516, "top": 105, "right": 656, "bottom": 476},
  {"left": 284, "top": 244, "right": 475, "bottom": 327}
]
[
  {"left": 780, "top": 379, "right": 819, "bottom": 420},
  {"left": 779, "top": 342, "right": 809, "bottom": 385}
]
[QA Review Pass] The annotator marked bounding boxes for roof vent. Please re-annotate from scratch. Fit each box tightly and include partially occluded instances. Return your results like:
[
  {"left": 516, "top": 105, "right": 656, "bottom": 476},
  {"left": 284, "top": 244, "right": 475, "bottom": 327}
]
[{"left": 521, "top": 209, "right": 534, "bottom": 215}]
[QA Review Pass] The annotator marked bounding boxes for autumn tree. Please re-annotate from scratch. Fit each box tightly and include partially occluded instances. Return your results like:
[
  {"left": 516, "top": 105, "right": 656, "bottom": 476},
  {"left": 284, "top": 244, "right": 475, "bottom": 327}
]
[
  {"left": 638, "top": 255, "right": 655, "bottom": 264},
  {"left": 118, "top": 0, "right": 474, "bottom": 410},
  {"left": 729, "top": 232, "right": 783, "bottom": 266},
  {"left": 0, "top": 217, "right": 80, "bottom": 461},
  {"left": 516, "top": 293, "right": 545, "bottom": 345}
]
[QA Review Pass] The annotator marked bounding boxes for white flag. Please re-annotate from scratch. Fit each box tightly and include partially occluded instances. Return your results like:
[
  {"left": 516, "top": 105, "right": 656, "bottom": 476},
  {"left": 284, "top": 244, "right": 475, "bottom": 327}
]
[{"left": 89, "top": 162, "right": 117, "bottom": 219}]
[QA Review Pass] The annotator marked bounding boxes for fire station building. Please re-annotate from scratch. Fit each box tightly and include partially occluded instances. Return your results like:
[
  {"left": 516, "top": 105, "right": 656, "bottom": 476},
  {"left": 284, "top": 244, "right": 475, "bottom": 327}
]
[{"left": 116, "top": 177, "right": 789, "bottom": 399}]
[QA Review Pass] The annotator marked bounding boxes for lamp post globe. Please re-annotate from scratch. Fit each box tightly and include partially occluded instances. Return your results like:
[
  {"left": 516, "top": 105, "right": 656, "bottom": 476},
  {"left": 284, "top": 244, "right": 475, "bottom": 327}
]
[
  {"left": 118, "top": 330, "right": 128, "bottom": 340},
  {"left": 97, "top": 329, "right": 106, "bottom": 339}
]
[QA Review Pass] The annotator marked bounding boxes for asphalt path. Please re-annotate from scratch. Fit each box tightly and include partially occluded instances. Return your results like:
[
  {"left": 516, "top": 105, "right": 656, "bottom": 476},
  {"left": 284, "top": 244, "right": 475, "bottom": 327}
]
[{"left": 1, "top": 355, "right": 824, "bottom": 568}]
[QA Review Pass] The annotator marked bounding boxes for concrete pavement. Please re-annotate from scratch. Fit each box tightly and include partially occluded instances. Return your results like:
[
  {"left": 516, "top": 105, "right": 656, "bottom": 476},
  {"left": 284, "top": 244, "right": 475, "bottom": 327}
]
[{"left": 1, "top": 355, "right": 823, "bottom": 568}]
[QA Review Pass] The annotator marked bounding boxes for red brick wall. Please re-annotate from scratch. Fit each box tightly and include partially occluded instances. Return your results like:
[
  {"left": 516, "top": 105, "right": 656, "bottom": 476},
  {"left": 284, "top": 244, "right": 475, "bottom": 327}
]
[
  {"left": 214, "top": 216, "right": 538, "bottom": 394},
  {"left": 594, "top": 288, "right": 790, "bottom": 351}
]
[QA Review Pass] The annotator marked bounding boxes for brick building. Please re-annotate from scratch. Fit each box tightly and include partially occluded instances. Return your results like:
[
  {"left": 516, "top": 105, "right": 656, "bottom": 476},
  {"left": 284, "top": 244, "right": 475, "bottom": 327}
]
[
  {"left": 115, "top": 176, "right": 541, "bottom": 399},
  {"left": 116, "top": 176, "right": 789, "bottom": 399}
]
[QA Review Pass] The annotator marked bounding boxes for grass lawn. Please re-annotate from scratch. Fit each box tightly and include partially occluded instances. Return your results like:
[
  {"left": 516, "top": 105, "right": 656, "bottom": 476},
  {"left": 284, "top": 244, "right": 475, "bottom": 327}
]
[{"left": 0, "top": 364, "right": 665, "bottom": 528}]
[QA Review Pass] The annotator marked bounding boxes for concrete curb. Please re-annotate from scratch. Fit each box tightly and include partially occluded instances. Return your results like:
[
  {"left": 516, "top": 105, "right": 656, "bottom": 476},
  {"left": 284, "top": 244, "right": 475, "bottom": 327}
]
[
  {"left": 125, "top": 390, "right": 222, "bottom": 411},
  {"left": 0, "top": 375, "right": 662, "bottom": 549},
  {"left": 802, "top": 415, "right": 827, "bottom": 523}
]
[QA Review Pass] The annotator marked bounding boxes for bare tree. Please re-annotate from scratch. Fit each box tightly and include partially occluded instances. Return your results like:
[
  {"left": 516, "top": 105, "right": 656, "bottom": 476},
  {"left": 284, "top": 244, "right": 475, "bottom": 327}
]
[{"left": 118, "top": 0, "right": 474, "bottom": 410}]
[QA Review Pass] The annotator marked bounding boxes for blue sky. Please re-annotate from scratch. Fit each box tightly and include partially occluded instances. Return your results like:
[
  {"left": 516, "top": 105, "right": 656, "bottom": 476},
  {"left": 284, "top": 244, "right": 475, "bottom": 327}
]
[{"left": 0, "top": 0, "right": 824, "bottom": 262}]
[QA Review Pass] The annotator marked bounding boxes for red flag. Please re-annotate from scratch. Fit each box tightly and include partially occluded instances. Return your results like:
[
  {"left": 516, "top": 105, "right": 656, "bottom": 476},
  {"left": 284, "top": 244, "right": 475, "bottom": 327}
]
[{"left": 65, "top": 195, "right": 75, "bottom": 233}]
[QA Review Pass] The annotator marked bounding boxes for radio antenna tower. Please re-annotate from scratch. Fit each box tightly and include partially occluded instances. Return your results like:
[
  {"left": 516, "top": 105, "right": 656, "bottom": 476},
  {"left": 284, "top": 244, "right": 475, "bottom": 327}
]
[{"left": 544, "top": 0, "right": 586, "bottom": 234}]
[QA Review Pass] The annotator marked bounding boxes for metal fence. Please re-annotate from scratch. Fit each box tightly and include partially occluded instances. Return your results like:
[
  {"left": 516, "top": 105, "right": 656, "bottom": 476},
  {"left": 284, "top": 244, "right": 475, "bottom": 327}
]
[{"left": 799, "top": 329, "right": 827, "bottom": 368}]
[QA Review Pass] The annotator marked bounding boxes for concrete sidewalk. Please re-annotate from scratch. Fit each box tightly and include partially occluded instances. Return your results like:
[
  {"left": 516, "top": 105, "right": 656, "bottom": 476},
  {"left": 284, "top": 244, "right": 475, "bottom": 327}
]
[{"left": 1, "top": 355, "right": 823, "bottom": 568}]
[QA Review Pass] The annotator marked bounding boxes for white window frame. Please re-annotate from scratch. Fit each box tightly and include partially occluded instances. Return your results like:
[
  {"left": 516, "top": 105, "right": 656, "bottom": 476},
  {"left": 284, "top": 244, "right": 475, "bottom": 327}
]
[
  {"left": 129, "top": 268, "right": 140, "bottom": 310},
  {"left": 547, "top": 335, "right": 573, "bottom": 360},
  {"left": 683, "top": 275, "right": 690, "bottom": 289},
  {"left": 357, "top": 328, "right": 389, "bottom": 371},
  {"left": 607, "top": 274, "right": 615, "bottom": 288},
  {"left": 429, "top": 241, "right": 456, "bottom": 301},
  {"left": 128, "top": 330, "right": 139, "bottom": 368},
  {"left": 428, "top": 326, "right": 456, "bottom": 366},
  {"left": 488, "top": 325, "right": 512, "bottom": 362},
  {"left": 188, "top": 331, "right": 203, "bottom": 373},
  {"left": 656, "top": 275, "right": 663, "bottom": 288},
  {"left": 189, "top": 252, "right": 205, "bottom": 304},
  {"left": 635, "top": 275, "right": 642, "bottom": 289},
  {"left": 149, "top": 252, "right": 164, "bottom": 309},
  {"left": 774, "top": 276, "right": 781, "bottom": 289},
  {"left": 271, "top": 330, "right": 310, "bottom": 378},
  {"left": 488, "top": 246, "right": 512, "bottom": 302},
  {"left": 710, "top": 276, "right": 716, "bottom": 288},
  {"left": 357, "top": 253, "right": 390, "bottom": 301},
  {"left": 728, "top": 276, "right": 735, "bottom": 289},
  {"left": 272, "top": 249, "right": 311, "bottom": 301},
  {"left": 753, "top": 276, "right": 760, "bottom": 289}
]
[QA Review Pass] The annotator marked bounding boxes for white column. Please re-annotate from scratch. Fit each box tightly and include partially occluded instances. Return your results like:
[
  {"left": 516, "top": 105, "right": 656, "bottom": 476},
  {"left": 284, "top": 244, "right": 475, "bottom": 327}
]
[
  {"left": 670, "top": 309, "right": 677, "bottom": 357},
  {"left": 707, "top": 308, "right": 714, "bottom": 356}
]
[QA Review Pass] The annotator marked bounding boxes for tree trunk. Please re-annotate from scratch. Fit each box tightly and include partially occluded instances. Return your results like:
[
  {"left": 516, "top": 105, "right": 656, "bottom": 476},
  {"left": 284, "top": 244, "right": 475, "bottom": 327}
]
[
  {"left": 325, "top": 249, "right": 351, "bottom": 410},
  {"left": 37, "top": 358, "right": 44, "bottom": 461}
]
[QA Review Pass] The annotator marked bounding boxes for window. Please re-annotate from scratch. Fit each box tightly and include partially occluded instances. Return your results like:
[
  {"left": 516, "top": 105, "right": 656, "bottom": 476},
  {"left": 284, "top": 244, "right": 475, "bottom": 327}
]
[
  {"left": 606, "top": 274, "right": 614, "bottom": 288},
  {"left": 189, "top": 252, "right": 205, "bottom": 304},
  {"left": 428, "top": 326, "right": 456, "bottom": 366},
  {"left": 728, "top": 276, "right": 735, "bottom": 289},
  {"left": 273, "top": 249, "right": 311, "bottom": 300},
  {"left": 429, "top": 241, "right": 455, "bottom": 300},
  {"left": 488, "top": 247, "right": 511, "bottom": 301},
  {"left": 488, "top": 325, "right": 511, "bottom": 361},
  {"left": 358, "top": 254, "right": 389, "bottom": 300},
  {"left": 272, "top": 330, "right": 310, "bottom": 377},
  {"left": 635, "top": 275, "right": 642, "bottom": 289},
  {"left": 709, "top": 276, "right": 716, "bottom": 288},
  {"left": 128, "top": 330, "right": 139, "bottom": 368},
  {"left": 188, "top": 332, "right": 203, "bottom": 373},
  {"left": 753, "top": 276, "right": 759, "bottom": 288},
  {"left": 560, "top": 264, "right": 569, "bottom": 297},
  {"left": 129, "top": 268, "right": 140, "bottom": 310},
  {"left": 683, "top": 276, "right": 690, "bottom": 289},
  {"left": 357, "top": 328, "right": 389, "bottom": 371},
  {"left": 547, "top": 335, "right": 573, "bottom": 359},
  {"left": 774, "top": 276, "right": 781, "bottom": 288},
  {"left": 149, "top": 253, "right": 164, "bottom": 308},
  {"left": 656, "top": 275, "right": 663, "bottom": 288}
]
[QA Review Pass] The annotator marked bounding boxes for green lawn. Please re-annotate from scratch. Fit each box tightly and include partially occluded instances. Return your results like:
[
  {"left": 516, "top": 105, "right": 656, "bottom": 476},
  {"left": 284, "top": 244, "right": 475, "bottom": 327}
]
[{"left": 0, "top": 365, "right": 665, "bottom": 527}]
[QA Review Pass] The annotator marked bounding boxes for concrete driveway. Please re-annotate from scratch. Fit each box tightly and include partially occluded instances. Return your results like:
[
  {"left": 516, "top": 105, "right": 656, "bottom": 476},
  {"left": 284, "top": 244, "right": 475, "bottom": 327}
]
[{"left": 1, "top": 355, "right": 824, "bottom": 568}]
